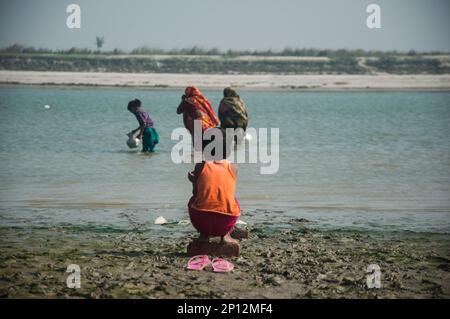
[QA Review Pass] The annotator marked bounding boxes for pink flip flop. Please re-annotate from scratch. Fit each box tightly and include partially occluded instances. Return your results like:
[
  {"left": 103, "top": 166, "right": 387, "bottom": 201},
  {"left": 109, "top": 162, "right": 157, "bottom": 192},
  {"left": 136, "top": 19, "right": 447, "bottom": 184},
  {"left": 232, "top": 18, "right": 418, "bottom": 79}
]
[
  {"left": 186, "top": 255, "right": 212, "bottom": 271},
  {"left": 211, "top": 258, "right": 234, "bottom": 273}
]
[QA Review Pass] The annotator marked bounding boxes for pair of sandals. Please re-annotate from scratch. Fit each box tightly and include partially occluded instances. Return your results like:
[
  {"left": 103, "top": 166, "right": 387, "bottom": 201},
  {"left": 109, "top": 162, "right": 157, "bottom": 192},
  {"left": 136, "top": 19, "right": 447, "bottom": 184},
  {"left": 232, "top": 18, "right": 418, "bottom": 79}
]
[{"left": 186, "top": 255, "right": 234, "bottom": 272}]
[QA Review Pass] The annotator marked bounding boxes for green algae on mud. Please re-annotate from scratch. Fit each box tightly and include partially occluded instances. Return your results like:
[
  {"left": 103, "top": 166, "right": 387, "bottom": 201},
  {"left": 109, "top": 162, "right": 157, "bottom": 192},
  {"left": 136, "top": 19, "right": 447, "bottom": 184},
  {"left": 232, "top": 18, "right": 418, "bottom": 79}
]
[{"left": 0, "top": 224, "right": 449, "bottom": 299}]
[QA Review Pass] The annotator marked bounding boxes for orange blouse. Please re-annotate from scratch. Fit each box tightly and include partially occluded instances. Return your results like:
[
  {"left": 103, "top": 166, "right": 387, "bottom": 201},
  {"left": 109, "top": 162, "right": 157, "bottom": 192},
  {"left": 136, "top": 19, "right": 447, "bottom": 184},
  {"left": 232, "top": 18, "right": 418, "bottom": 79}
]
[{"left": 189, "top": 160, "right": 240, "bottom": 217}]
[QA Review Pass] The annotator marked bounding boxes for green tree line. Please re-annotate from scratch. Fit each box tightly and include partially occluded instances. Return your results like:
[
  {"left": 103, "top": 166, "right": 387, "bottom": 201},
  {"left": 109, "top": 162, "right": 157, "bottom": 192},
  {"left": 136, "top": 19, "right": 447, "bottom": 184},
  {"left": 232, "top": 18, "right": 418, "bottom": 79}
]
[{"left": 1, "top": 44, "right": 447, "bottom": 57}]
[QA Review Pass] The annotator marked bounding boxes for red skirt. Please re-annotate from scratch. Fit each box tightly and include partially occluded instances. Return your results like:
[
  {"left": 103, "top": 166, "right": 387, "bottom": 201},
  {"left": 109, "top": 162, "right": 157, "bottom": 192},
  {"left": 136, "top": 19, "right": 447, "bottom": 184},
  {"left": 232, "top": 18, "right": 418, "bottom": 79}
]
[{"left": 188, "top": 197, "right": 240, "bottom": 237}]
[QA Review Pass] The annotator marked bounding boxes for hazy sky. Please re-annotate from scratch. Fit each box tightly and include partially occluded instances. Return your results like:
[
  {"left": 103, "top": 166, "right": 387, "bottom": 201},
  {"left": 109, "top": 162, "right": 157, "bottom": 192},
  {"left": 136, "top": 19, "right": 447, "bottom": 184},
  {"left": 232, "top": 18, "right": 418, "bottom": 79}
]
[{"left": 0, "top": 0, "right": 449, "bottom": 52}]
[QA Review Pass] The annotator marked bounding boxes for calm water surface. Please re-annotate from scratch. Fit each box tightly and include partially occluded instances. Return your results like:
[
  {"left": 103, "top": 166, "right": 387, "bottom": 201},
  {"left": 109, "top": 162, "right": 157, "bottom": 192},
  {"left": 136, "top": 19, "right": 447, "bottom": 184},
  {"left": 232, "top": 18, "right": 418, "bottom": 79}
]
[{"left": 0, "top": 86, "right": 449, "bottom": 233}]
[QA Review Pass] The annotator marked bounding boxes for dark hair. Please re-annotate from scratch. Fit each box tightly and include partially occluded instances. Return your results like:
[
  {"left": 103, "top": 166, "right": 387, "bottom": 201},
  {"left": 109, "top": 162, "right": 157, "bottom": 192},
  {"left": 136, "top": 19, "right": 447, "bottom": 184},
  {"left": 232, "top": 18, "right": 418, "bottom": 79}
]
[
  {"left": 127, "top": 98, "right": 141, "bottom": 111},
  {"left": 202, "top": 127, "right": 233, "bottom": 160}
]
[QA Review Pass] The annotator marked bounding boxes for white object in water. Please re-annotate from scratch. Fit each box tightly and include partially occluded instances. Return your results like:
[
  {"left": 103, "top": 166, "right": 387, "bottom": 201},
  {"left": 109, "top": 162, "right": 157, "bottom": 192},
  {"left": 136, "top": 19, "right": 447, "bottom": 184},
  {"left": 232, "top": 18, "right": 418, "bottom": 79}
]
[
  {"left": 236, "top": 220, "right": 247, "bottom": 225},
  {"left": 44, "top": 105, "right": 51, "bottom": 109},
  {"left": 154, "top": 216, "right": 168, "bottom": 225},
  {"left": 178, "top": 219, "right": 191, "bottom": 226},
  {"left": 126, "top": 132, "right": 141, "bottom": 149},
  {"left": 245, "top": 133, "right": 252, "bottom": 141}
]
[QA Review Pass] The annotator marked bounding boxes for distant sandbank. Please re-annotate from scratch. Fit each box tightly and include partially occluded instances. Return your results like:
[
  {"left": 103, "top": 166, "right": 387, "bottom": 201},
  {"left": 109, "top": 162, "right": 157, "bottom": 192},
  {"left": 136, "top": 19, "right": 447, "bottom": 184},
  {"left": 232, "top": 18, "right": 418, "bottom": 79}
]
[{"left": 0, "top": 70, "right": 449, "bottom": 90}]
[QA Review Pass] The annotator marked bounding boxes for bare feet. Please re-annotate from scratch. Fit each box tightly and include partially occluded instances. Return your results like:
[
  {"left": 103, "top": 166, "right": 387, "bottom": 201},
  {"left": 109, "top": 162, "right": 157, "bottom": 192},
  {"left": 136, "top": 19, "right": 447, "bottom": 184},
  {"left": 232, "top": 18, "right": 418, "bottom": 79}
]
[
  {"left": 196, "top": 234, "right": 210, "bottom": 243},
  {"left": 220, "top": 233, "right": 238, "bottom": 244}
]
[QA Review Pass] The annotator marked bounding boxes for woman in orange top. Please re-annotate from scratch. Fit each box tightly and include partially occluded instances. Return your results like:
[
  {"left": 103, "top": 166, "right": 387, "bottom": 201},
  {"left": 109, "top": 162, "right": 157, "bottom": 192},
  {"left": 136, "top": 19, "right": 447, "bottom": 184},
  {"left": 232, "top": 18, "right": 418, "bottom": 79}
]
[{"left": 187, "top": 129, "right": 240, "bottom": 244}]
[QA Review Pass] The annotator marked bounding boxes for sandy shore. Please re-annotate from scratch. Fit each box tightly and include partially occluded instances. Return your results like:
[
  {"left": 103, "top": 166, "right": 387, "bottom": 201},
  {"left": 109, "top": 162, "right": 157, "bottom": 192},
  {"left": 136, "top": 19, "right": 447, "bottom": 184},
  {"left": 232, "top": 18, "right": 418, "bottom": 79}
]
[
  {"left": 1, "top": 220, "right": 449, "bottom": 299},
  {"left": 0, "top": 70, "right": 449, "bottom": 90}
]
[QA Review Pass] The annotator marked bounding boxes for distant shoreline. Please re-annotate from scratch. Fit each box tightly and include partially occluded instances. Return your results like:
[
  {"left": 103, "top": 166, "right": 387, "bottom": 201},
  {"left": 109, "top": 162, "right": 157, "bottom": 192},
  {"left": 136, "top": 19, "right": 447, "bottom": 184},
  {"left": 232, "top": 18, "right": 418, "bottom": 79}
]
[{"left": 1, "top": 70, "right": 449, "bottom": 91}]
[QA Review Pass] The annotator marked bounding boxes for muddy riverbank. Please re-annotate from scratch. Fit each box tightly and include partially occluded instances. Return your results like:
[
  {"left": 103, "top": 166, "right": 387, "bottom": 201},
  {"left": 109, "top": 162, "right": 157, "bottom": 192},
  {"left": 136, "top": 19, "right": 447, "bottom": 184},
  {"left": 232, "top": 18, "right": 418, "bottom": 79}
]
[{"left": 1, "top": 221, "right": 449, "bottom": 298}]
